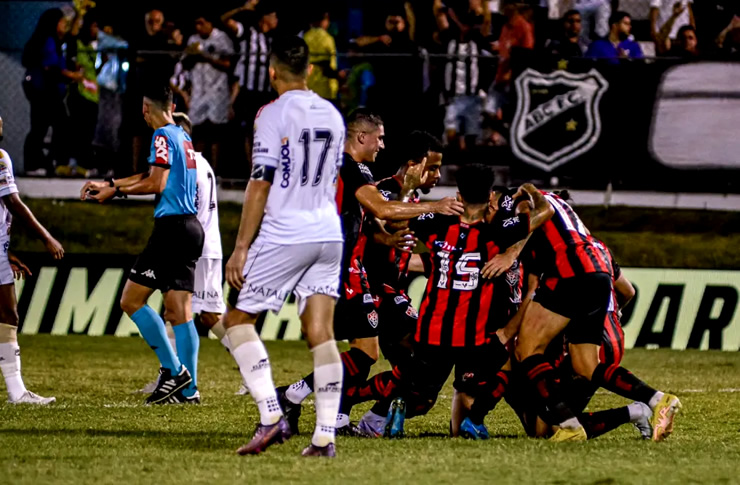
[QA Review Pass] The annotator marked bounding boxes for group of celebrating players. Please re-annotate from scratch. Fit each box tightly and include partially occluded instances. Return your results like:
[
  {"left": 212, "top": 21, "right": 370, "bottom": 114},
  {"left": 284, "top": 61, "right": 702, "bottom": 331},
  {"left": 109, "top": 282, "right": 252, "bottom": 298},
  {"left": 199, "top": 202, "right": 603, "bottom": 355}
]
[{"left": 0, "top": 35, "right": 681, "bottom": 458}]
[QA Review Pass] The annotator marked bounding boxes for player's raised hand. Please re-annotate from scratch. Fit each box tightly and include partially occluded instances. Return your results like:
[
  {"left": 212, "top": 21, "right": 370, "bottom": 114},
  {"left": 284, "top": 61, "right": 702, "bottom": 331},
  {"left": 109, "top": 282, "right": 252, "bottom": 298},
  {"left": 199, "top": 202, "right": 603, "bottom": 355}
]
[
  {"left": 80, "top": 180, "right": 107, "bottom": 200},
  {"left": 226, "top": 251, "right": 247, "bottom": 291},
  {"left": 44, "top": 236, "right": 64, "bottom": 260},
  {"left": 432, "top": 197, "right": 464, "bottom": 216},
  {"left": 403, "top": 157, "right": 429, "bottom": 191},
  {"left": 482, "top": 252, "right": 516, "bottom": 279}
]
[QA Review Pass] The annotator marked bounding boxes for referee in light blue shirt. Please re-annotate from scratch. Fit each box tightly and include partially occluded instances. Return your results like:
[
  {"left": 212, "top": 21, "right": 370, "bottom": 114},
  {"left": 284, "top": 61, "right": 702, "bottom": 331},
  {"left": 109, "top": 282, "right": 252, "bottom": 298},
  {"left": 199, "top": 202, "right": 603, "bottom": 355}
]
[{"left": 81, "top": 85, "right": 204, "bottom": 405}]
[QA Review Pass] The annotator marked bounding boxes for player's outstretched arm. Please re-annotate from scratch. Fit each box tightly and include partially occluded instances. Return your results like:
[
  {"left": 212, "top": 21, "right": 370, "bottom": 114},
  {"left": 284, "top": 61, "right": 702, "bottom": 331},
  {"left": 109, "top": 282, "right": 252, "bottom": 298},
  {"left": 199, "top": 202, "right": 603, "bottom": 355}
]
[
  {"left": 80, "top": 173, "right": 146, "bottom": 200},
  {"left": 356, "top": 184, "right": 463, "bottom": 221},
  {"left": 2, "top": 194, "right": 64, "bottom": 259},
  {"left": 225, "top": 177, "right": 271, "bottom": 291},
  {"left": 496, "top": 273, "right": 539, "bottom": 345}
]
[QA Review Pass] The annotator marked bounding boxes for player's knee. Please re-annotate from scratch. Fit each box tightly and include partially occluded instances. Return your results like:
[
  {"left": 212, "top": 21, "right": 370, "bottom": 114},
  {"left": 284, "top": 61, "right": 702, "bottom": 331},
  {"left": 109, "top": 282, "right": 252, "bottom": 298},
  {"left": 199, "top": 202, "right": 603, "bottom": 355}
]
[
  {"left": 200, "top": 312, "right": 221, "bottom": 328},
  {"left": 120, "top": 296, "right": 142, "bottom": 317}
]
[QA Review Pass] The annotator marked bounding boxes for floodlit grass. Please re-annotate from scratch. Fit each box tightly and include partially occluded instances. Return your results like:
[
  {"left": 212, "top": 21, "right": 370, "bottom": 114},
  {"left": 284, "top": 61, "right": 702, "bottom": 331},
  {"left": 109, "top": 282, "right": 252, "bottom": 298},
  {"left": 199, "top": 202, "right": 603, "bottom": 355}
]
[{"left": 2, "top": 335, "right": 740, "bottom": 484}]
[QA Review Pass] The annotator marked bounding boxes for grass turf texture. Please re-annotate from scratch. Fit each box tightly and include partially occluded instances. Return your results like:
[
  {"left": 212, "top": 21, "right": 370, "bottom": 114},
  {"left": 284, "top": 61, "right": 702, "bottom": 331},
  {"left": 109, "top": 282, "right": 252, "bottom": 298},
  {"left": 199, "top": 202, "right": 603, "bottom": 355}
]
[
  {"left": 3, "top": 336, "right": 740, "bottom": 484},
  {"left": 12, "top": 200, "right": 740, "bottom": 268}
]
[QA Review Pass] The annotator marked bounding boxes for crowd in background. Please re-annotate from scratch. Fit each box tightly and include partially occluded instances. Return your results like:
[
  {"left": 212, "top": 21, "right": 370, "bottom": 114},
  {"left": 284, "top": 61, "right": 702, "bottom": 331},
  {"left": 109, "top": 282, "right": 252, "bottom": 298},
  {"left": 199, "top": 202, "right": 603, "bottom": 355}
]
[{"left": 17, "top": 0, "right": 740, "bottom": 180}]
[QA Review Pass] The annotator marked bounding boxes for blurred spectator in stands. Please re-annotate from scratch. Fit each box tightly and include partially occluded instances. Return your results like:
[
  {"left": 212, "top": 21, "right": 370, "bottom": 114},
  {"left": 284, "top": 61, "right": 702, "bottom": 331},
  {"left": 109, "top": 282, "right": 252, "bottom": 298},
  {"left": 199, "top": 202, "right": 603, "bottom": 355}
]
[
  {"left": 64, "top": 16, "right": 100, "bottom": 178},
  {"left": 303, "top": 8, "right": 339, "bottom": 103},
  {"left": 651, "top": 0, "right": 695, "bottom": 55},
  {"left": 21, "top": 8, "right": 83, "bottom": 177},
  {"left": 571, "top": 0, "right": 610, "bottom": 41},
  {"left": 223, "top": 1, "right": 278, "bottom": 177},
  {"left": 694, "top": 0, "right": 738, "bottom": 53},
  {"left": 124, "top": 8, "right": 180, "bottom": 174},
  {"left": 545, "top": 9, "right": 588, "bottom": 60},
  {"left": 666, "top": 25, "right": 700, "bottom": 58},
  {"left": 435, "top": 0, "right": 491, "bottom": 151},
  {"left": 182, "top": 12, "right": 234, "bottom": 175},
  {"left": 715, "top": 15, "right": 740, "bottom": 59},
  {"left": 95, "top": 24, "right": 129, "bottom": 178},
  {"left": 493, "top": 1, "right": 534, "bottom": 87},
  {"left": 585, "top": 11, "right": 643, "bottom": 60},
  {"left": 355, "top": 7, "right": 424, "bottom": 157}
]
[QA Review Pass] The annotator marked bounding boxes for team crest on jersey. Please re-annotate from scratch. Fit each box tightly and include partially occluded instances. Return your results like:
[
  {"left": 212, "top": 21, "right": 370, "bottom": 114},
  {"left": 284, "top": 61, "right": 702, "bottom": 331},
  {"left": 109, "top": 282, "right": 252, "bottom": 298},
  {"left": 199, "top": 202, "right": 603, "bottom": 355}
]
[
  {"left": 154, "top": 135, "right": 169, "bottom": 164},
  {"left": 505, "top": 261, "right": 520, "bottom": 287},
  {"left": 511, "top": 68, "right": 608, "bottom": 172},
  {"left": 367, "top": 310, "right": 379, "bottom": 328},
  {"left": 405, "top": 305, "right": 418, "bottom": 319},
  {"left": 501, "top": 195, "right": 514, "bottom": 212}
]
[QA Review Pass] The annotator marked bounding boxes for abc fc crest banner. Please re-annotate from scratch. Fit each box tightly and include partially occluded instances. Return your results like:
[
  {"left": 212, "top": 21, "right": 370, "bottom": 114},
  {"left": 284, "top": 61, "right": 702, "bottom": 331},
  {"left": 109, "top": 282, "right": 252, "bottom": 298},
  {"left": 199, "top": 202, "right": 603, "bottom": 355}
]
[{"left": 511, "top": 68, "right": 608, "bottom": 172}]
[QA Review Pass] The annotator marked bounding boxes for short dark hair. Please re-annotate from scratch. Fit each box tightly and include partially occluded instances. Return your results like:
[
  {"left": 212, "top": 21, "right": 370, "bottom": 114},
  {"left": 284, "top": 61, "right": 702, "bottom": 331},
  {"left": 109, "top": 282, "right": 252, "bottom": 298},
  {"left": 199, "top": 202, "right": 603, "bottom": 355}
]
[
  {"left": 677, "top": 25, "right": 696, "bottom": 37},
  {"left": 143, "top": 84, "right": 173, "bottom": 109},
  {"left": 269, "top": 35, "right": 309, "bottom": 77},
  {"left": 609, "top": 11, "right": 630, "bottom": 26},
  {"left": 563, "top": 9, "right": 580, "bottom": 19},
  {"left": 405, "top": 131, "right": 443, "bottom": 162},
  {"left": 346, "top": 108, "right": 383, "bottom": 134},
  {"left": 455, "top": 164, "right": 495, "bottom": 205},
  {"left": 172, "top": 112, "right": 192, "bottom": 136}
]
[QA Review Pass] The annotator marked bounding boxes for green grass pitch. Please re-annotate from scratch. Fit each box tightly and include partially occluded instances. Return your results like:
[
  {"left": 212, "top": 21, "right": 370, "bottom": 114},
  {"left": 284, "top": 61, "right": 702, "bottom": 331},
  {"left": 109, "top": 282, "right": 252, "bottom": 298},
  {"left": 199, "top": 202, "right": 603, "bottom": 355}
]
[{"left": 3, "top": 335, "right": 740, "bottom": 484}]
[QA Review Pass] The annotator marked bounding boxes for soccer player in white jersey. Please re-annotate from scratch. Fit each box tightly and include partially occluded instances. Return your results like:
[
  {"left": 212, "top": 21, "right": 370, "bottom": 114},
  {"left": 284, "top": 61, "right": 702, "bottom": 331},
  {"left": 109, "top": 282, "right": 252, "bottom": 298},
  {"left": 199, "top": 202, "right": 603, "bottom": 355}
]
[
  {"left": 0, "top": 114, "right": 64, "bottom": 404},
  {"left": 223, "top": 36, "right": 345, "bottom": 458}
]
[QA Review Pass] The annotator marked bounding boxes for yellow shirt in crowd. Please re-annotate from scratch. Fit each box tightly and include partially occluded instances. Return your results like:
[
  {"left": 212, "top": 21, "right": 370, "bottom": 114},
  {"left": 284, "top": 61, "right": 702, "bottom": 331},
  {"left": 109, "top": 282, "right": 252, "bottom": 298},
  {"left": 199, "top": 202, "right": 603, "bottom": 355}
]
[{"left": 304, "top": 27, "right": 338, "bottom": 100}]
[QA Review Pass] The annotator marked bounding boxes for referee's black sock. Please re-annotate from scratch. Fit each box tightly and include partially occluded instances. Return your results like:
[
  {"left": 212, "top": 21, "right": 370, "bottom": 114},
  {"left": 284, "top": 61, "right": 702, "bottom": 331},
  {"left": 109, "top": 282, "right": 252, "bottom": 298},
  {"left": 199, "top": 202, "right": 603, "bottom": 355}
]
[
  {"left": 519, "top": 354, "right": 578, "bottom": 427},
  {"left": 590, "top": 363, "right": 658, "bottom": 405}
]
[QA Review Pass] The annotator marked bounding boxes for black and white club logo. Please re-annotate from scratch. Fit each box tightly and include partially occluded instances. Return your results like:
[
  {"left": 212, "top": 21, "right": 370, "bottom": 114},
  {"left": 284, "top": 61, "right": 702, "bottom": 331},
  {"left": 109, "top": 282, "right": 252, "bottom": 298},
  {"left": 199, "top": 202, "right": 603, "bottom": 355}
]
[{"left": 511, "top": 68, "right": 608, "bottom": 172}]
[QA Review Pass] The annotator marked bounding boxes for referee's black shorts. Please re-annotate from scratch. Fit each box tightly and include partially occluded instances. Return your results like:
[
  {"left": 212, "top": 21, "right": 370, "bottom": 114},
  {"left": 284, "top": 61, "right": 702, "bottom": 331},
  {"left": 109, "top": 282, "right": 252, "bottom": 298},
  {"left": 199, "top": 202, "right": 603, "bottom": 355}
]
[{"left": 129, "top": 215, "right": 204, "bottom": 293}]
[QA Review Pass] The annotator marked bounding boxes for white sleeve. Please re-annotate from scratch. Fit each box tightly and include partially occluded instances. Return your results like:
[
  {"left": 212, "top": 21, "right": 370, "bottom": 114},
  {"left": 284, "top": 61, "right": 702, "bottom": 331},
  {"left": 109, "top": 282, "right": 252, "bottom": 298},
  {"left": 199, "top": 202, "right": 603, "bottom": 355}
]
[
  {"left": 219, "top": 30, "right": 235, "bottom": 55},
  {"left": 649, "top": 0, "right": 662, "bottom": 9},
  {"left": 187, "top": 34, "right": 198, "bottom": 46},
  {"left": 251, "top": 104, "right": 282, "bottom": 168},
  {"left": 235, "top": 21, "right": 245, "bottom": 40},
  {"left": 0, "top": 150, "right": 19, "bottom": 198}
]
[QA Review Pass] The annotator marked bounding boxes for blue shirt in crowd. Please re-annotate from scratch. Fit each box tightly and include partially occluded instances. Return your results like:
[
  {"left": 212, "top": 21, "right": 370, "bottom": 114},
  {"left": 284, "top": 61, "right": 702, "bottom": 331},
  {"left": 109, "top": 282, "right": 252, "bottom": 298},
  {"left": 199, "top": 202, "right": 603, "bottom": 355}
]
[{"left": 585, "top": 38, "right": 644, "bottom": 61}]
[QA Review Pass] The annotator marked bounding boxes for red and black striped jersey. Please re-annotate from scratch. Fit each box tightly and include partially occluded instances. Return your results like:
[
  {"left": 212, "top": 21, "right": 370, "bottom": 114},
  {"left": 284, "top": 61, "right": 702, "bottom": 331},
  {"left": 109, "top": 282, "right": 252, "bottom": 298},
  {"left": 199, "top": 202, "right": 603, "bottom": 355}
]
[
  {"left": 410, "top": 212, "right": 529, "bottom": 347},
  {"left": 529, "top": 192, "right": 612, "bottom": 281},
  {"left": 336, "top": 153, "right": 375, "bottom": 297},
  {"left": 363, "top": 175, "right": 419, "bottom": 295}
]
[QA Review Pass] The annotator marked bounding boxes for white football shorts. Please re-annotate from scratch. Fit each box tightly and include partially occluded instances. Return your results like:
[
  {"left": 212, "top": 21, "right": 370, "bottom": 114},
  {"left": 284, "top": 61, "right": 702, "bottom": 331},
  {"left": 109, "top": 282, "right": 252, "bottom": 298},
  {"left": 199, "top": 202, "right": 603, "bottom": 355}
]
[
  {"left": 236, "top": 241, "right": 342, "bottom": 315},
  {"left": 192, "top": 257, "right": 227, "bottom": 314}
]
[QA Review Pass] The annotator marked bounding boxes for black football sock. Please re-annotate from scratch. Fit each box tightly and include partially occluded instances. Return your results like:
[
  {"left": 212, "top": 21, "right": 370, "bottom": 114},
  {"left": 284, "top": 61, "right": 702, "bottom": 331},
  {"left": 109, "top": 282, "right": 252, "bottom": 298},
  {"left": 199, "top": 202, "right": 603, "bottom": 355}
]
[
  {"left": 345, "top": 366, "right": 402, "bottom": 408},
  {"left": 338, "top": 347, "right": 376, "bottom": 415},
  {"left": 579, "top": 407, "right": 631, "bottom": 439},
  {"left": 468, "top": 370, "right": 510, "bottom": 425},
  {"left": 590, "top": 363, "right": 658, "bottom": 405},
  {"left": 519, "top": 354, "right": 578, "bottom": 427}
]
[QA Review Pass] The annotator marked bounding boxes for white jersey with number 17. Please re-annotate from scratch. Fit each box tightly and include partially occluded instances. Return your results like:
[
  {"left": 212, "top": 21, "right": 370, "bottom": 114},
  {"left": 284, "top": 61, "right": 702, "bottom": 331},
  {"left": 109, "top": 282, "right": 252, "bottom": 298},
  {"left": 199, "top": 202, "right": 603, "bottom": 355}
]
[{"left": 251, "top": 89, "right": 345, "bottom": 246}]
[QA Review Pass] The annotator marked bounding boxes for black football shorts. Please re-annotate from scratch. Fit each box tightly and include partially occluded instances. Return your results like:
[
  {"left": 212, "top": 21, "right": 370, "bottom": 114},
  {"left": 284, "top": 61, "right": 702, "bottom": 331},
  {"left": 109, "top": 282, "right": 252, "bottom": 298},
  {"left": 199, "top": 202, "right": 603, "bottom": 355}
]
[
  {"left": 333, "top": 292, "right": 380, "bottom": 341},
  {"left": 129, "top": 215, "right": 204, "bottom": 293}
]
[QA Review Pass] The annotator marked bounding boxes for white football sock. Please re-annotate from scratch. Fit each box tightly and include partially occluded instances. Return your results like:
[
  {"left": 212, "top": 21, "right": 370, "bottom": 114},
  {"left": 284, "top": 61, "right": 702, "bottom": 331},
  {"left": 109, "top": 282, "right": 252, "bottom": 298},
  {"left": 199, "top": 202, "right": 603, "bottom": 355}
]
[
  {"left": 286, "top": 379, "right": 313, "bottom": 404},
  {"left": 228, "top": 324, "right": 282, "bottom": 425},
  {"left": 628, "top": 402, "right": 650, "bottom": 421},
  {"left": 311, "top": 340, "right": 343, "bottom": 447},
  {"left": 0, "top": 324, "right": 27, "bottom": 400},
  {"left": 648, "top": 391, "right": 665, "bottom": 410},
  {"left": 559, "top": 416, "right": 582, "bottom": 430}
]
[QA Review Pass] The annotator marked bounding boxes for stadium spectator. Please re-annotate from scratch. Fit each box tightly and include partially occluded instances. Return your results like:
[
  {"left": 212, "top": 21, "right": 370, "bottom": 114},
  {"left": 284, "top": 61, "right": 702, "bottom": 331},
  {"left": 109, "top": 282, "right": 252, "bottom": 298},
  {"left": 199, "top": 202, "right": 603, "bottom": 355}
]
[
  {"left": 585, "top": 12, "right": 643, "bottom": 60},
  {"left": 715, "top": 15, "right": 740, "bottom": 59},
  {"left": 183, "top": 13, "right": 234, "bottom": 175},
  {"left": 21, "top": 8, "right": 83, "bottom": 177},
  {"left": 303, "top": 9, "right": 339, "bottom": 103},
  {"left": 572, "top": 0, "right": 610, "bottom": 41},
  {"left": 493, "top": 1, "right": 535, "bottom": 88},
  {"left": 651, "top": 1, "right": 695, "bottom": 55},
  {"left": 667, "top": 25, "right": 700, "bottom": 58},
  {"left": 545, "top": 9, "right": 588, "bottom": 59},
  {"left": 435, "top": 2, "right": 491, "bottom": 152},
  {"left": 124, "top": 9, "right": 180, "bottom": 174},
  {"left": 223, "top": 1, "right": 279, "bottom": 176}
]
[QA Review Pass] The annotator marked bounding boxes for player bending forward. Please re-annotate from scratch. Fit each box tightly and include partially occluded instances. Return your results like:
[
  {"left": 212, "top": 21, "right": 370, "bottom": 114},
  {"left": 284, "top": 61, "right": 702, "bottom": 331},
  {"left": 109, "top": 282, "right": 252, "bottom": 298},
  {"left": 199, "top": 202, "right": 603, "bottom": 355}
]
[
  {"left": 223, "top": 36, "right": 346, "bottom": 458},
  {"left": 0, "top": 113, "right": 64, "bottom": 404}
]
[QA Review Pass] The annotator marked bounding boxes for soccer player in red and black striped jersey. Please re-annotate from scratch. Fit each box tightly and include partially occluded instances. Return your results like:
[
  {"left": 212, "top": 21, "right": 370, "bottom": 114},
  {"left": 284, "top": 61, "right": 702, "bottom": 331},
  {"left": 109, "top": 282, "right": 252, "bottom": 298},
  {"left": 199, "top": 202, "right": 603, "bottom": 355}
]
[
  {"left": 514, "top": 189, "right": 682, "bottom": 442},
  {"left": 365, "top": 165, "right": 555, "bottom": 438},
  {"left": 278, "top": 111, "right": 463, "bottom": 434}
]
